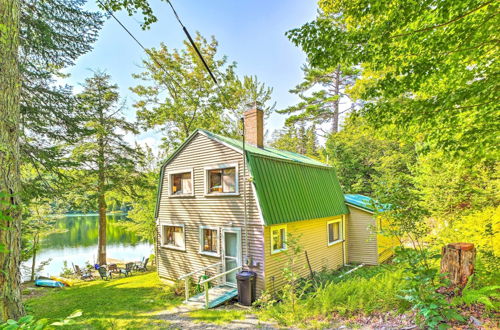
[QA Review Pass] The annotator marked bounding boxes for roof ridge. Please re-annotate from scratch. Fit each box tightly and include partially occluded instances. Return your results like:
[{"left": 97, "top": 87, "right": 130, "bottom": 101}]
[{"left": 199, "top": 128, "right": 330, "bottom": 168}]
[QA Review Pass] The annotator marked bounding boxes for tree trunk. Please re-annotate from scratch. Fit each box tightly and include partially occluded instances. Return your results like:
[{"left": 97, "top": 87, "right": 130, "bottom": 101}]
[
  {"left": 0, "top": 0, "right": 26, "bottom": 320},
  {"left": 97, "top": 190, "right": 107, "bottom": 265},
  {"left": 30, "top": 234, "right": 39, "bottom": 282},
  {"left": 440, "top": 243, "right": 476, "bottom": 288},
  {"left": 331, "top": 65, "right": 341, "bottom": 133},
  {"left": 97, "top": 108, "right": 107, "bottom": 265}
]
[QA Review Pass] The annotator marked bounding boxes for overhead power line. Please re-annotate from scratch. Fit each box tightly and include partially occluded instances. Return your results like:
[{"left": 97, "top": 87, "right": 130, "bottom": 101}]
[
  {"left": 96, "top": 0, "right": 197, "bottom": 103},
  {"left": 165, "top": 0, "right": 234, "bottom": 110}
]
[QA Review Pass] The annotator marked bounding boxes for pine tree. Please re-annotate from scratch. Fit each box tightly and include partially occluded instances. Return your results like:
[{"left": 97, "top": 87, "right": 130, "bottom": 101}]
[
  {"left": 0, "top": 0, "right": 25, "bottom": 321},
  {"left": 72, "top": 72, "right": 139, "bottom": 265},
  {"left": 277, "top": 64, "right": 357, "bottom": 133}
]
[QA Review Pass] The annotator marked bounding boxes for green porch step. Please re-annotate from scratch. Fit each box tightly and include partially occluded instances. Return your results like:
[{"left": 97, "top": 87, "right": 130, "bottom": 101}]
[{"left": 185, "top": 285, "right": 238, "bottom": 309}]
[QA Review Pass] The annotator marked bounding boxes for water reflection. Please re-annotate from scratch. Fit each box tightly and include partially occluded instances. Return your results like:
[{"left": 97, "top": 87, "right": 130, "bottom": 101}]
[{"left": 23, "top": 214, "right": 153, "bottom": 281}]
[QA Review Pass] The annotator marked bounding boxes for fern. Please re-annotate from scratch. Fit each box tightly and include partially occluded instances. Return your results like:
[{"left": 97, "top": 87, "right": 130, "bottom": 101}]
[{"left": 453, "top": 281, "right": 500, "bottom": 310}]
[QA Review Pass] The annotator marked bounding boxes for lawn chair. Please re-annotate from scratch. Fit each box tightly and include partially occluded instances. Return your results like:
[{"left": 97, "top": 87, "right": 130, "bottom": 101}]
[
  {"left": 108, "top": 263, "right": 119, "bottom": 273},
  {"left": 135, "top": 257, "right": 149, "bottom": 272},
  {"left": 74, "top": 264, "right": 94, "bottom": 281},
  {"left": 98, "top": 266, "right": 112, "bottom": 280},
  {"left": 119, "top": 262, "right": 134, "bottom": 277}
]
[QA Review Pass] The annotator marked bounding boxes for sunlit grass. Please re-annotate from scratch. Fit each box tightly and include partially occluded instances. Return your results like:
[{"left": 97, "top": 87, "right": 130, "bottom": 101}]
[
  {"left": 24, "top": 271, "right": 182, "bottom": 329},
  {"left": 188, "top": 309, "right": 246, "bottom": 325}
]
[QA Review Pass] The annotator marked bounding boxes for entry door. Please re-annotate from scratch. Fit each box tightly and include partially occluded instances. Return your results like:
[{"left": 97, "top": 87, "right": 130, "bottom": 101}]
[{"left": 221, "top": 228, "right": 241, "bottom": 287}]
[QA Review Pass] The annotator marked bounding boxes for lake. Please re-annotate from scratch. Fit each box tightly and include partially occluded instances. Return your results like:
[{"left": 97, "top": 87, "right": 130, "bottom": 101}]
[{"left": 22, "top": 213, "right": 153, "bottom": 281}]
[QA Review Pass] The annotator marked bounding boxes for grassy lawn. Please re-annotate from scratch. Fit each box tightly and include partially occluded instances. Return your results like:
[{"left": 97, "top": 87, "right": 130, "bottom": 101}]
[{"left": 24, "top": 271, "right": 183, "bottom": 329}]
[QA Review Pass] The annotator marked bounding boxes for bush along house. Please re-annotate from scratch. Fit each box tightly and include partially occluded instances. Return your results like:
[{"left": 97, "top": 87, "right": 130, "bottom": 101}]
[{"left": 154, "top": 106, "right": 395, "bottom": 308}]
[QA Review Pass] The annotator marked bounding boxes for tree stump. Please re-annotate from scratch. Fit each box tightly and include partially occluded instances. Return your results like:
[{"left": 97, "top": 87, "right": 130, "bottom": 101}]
[{"left": 440, "top": 243, "right": 476, "bottom": 288}]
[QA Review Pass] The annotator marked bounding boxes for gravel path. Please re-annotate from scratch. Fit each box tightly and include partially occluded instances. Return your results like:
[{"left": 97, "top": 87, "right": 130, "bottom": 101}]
[{"left": 155, "top": 304, "right": 277, "bottom": 329}]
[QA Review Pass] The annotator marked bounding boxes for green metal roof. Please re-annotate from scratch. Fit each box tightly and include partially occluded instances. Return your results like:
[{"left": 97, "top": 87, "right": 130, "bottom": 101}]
[
  {"left": 247, "top": 153, "right": 348, "bottom": 225},
  {"left": 201, "top": 129, "right": 348, "bottom": 225},
  {"left": 344, "top": 194, "right": 390, "bottom": 213},
  {"left": 200, "top": 129, "right": 328, "bottom": 167},
  {"left": 155, "top": 129, "right": 349, "bottom": 224}
]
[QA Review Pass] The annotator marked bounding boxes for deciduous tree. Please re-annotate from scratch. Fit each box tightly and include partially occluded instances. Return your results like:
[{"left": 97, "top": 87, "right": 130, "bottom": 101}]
[{"left": 288, "top": 0, "right": 499, "bottom": 160}]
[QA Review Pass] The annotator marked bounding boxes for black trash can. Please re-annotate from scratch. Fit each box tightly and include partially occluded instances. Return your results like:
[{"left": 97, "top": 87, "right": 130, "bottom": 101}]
[{"left": 236, "top": 270, "right": 257, "bottom": 306}]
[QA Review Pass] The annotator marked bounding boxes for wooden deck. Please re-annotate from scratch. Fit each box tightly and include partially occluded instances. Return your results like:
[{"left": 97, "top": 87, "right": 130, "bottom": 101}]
[{"left": 184, "top": 285, "right": 238, "bottom": 309}]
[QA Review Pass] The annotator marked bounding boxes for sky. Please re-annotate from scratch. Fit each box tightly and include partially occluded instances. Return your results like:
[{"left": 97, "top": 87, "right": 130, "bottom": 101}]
[{"left": 63, "top": 0, "right": 318, "bottom": 153}]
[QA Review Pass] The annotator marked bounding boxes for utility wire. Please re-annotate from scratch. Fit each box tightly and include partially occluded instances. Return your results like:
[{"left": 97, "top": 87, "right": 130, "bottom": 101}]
[
  {"left": 165, "top": 0, "right": 235, "bottom": 111},
  {"left": 96, "top": 0, "right": 198, "bottom": 104}
]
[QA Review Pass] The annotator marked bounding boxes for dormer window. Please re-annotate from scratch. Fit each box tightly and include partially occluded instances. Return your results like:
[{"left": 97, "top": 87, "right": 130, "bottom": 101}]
[
  {"left": 169, "top": 169, "right": 193, "bottom": 196},
  {"left": 205, "top": 164, "right": 238, "bottom": 195}
]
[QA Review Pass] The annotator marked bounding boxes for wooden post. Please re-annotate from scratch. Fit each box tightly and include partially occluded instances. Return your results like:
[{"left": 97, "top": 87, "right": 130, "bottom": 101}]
[
  {"left": 440, "top": 243, "right": 476, "bottom": 288},
  {"left": 184, "top": 278, "right": 189, "bottom": 302},
  {"left": 204, "top": 282, "right": 209, "bottom": 309}
]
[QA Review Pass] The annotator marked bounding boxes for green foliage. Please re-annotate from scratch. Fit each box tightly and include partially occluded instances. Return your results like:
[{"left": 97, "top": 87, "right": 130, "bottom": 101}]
[
  {"left": 70, "top": 72, "right": 140, "bottom": 206},
  {"left": 309, "top": 268, "right": 408, "bottom": 317},
  {"left": 270, "top": 122, "right": 320, "bottom": 159},
  {"left": 427, "top": 206, "right": 500, "bottom": 273},
  {"left": 131, "top": 33, "right": 274, "bottom": 153},
  {"left": 287, "top": 0, "right": 499, "bottom": 161},
  {"left": 0, "top": 310, "right": 81, "bottom": 329},
  {"left": 395, "top": 248, "right": 464, "bottom": 329},
  {"left": 452, "top": 278, "right": 500, "bottom": 310},
  {"left": 259, "top": 262, "right": 408, "bottom": 327},
  {"left": 20, "top": 0, "right": 104, "bottom": 199}
]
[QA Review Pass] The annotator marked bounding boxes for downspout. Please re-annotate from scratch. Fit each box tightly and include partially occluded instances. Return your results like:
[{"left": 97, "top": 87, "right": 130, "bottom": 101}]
[
  {"left": 342, "top": 214, "right": 347, "bottom": 265},
  {"left": 241, "top": 117, "right": 249, "bottom": 267}
]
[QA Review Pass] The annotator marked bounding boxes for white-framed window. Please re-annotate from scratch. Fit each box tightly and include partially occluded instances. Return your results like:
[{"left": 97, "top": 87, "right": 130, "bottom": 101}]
[
  {"left": 199, "top": 226, "right": 219, "bottom": 256},
  {"left": 327, "top": 218, "right": 343, "bottom": 246},
  {"left": 160, "top": 224, "right": 185, "bottom": 251},
  {"left": 204, "top": 163, "right": 238, "bottom": 195},
  {"left": 270, "top": 225, "right": 287, "bottom": 254},
  {"left": 168, "top": 169, "right": 194, "bottom": 197}
]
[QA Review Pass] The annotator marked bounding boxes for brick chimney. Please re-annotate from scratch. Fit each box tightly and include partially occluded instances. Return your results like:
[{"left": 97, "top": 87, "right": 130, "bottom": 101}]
[{"left": 243, "top": 106, "right": 264, "bottom": 148}]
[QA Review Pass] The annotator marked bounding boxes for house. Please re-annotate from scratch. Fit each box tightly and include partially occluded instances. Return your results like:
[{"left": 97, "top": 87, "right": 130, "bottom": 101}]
[
  {"left": 345, "top": 194, "right": 396, "bottom": 265},
  {"left": 154, "top": 106, "right": 394, "bottom": 305}
]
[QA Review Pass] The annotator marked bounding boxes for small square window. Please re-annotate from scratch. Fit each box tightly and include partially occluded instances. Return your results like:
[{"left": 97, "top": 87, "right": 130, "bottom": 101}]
[
  {"left": 206, "top": 166, "right": 237, "bottom": 194},
  {"left": 162, "top": 225, "right": 185, "bottom": 250},
  {"left": 327, "top": 219, "right": 343, "bottom": 245},
  {"left": 270, "top": 225, "right": 287, "bottom": 254},
  {"left": 200, "top": 227, "right": 218, "bottom": 255},
  {"left": 170, "top": 172, "right": 192, "bottom": 196}
]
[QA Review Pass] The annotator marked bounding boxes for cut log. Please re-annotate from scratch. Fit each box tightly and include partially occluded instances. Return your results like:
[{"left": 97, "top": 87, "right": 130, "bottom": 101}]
[{"left": 440, "top": 243, "right": 476, "bottom": 288}]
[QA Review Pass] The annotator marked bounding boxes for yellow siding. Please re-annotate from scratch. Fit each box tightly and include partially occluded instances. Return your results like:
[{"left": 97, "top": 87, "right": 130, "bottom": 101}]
[
  {"left": 156, "top": 133, "right": 266, "bottom": 293},
  {"left": 347, "top": 206, "right": 378, "bottom": 265},
  {"left": 377, "top": 215, "right": 398, "bottom": 263},
  {"left": 263, "top": 216, "right": 345, "bottom": 292}
]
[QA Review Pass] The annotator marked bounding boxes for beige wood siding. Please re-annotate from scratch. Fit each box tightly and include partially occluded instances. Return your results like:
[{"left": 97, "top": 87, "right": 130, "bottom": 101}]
[
  {"left": 263, "top": 216, "right": 345, "bottom": 292},
  {"left": 156, "top": 133, "right": 265, "bottom": 293},
  {"left": 347, "top": 206, "right": 378, "bottom": 265}
]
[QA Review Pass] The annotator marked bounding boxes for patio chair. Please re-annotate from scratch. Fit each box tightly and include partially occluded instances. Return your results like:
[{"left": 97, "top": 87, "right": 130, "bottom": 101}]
[
  {"left": 135, "top": 257, "right": 149, "bottom": 272},
  {"left": 98, "top": 266, "right": 112, "bottom": 280},
  {"left": 119, "top": 262, "right": 134, "bottom": 277},
  {"left": 74, "top": 264, "right": 94, "bottom": 281},
  {"left": 108, "top": 263, "right": 119, "bottom": 273}
]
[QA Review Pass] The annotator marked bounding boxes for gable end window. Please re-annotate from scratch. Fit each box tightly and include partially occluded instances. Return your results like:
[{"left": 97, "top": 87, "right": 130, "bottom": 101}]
[
  {"left": 199, "top": 226, "right": 219, "bottom": 256},
  {"left": 205, "top": 164, "right": 238, "bottom": 195},
  {"left": 327, "top": 219, "right": 343, "bottom": 246},
  {"left": 169, "top": 169, "right": 193, "bottom": 196},
  {"left": 270, "top": 225, "right": 287, "bottom": 254},
  {"left": 161, "top": 224, "right": 185, "bottom": 251}
]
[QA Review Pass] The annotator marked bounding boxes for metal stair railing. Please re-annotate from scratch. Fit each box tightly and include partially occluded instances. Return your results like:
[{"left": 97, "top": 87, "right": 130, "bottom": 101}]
[
  {"left": 199, "top": 265, "right": 242, "bottom": 309},
  {"left": 178, "top": 261, "right": 222, "bottom": 302}
]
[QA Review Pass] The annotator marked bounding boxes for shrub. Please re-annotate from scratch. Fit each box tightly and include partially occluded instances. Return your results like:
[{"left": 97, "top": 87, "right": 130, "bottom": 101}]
[{"left": 307, "top": 267, "right": 408, "bottom": 316}]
